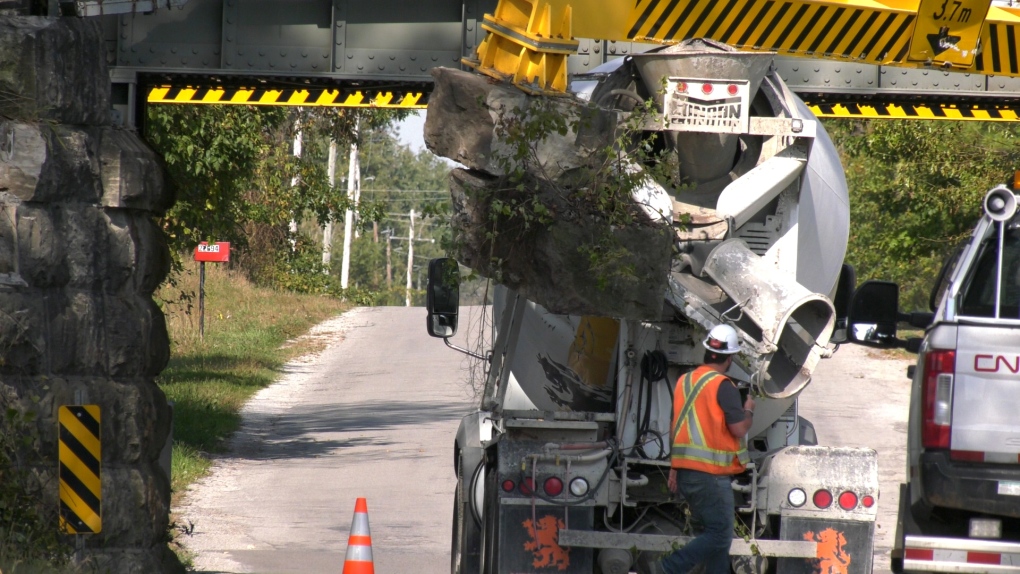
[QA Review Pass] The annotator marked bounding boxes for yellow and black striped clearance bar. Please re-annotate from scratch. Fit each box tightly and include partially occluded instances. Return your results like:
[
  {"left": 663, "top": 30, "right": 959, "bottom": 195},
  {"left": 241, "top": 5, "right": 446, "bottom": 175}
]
[
  {"left": 808, "top": 101, "right": 1020, "bottom": 121},
  {"left": 147, "top": 86, "right": 427, "bottom": 109}
]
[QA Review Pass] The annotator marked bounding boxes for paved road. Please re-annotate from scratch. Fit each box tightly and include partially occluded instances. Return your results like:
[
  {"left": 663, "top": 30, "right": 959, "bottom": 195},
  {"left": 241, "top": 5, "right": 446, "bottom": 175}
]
[
  {"left": 178, "top": 307, "right": 913, "bottom": 573},
  {"left": 804, "top": 343, "right": 914, "bottom": 574},
  {"left": 178, "top": 306, "right": 480, "bottom": 573}
]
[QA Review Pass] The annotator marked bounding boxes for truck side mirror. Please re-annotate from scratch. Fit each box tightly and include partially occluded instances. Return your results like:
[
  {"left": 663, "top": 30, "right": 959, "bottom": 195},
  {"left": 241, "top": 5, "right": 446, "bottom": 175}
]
[
  {"left": 426, "top": 258, "right": 460, "bottom": 338},
  {"left": 847, "top": 280, "right": 900, "bottom": 346},
  {"left": 830, "top": 264, "right": 857, "bottom": 344}
]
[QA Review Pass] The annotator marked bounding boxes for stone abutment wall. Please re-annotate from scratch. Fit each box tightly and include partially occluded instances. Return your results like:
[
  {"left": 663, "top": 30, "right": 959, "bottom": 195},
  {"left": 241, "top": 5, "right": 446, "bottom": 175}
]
[{"left": 0, "top": 15, "right": 182, "bottom": 573}]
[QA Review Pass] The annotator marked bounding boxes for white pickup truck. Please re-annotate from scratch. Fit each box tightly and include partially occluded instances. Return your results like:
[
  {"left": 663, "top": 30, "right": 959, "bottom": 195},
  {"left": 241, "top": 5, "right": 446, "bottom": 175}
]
[{"left": 848, "top": 184, "right": 1020, "bottom": 573}]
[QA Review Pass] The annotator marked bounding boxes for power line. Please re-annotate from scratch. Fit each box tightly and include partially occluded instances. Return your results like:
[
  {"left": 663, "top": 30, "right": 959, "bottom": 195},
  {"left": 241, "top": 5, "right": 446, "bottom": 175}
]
[{"left": 361, "top": 189, "right": 449, "bottom": 194}]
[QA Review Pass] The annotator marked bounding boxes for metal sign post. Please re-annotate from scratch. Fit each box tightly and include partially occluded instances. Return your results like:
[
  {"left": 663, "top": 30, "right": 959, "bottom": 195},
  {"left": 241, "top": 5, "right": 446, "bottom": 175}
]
[{"left": 193, "top": 242, "right": 231, "bottom": 339}]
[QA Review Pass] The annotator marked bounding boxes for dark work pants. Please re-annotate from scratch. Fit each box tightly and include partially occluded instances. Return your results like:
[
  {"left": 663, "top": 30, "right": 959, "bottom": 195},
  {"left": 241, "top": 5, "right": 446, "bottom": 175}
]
[{"left": 660, "top": 469, "right": 734, "bottom": 574}]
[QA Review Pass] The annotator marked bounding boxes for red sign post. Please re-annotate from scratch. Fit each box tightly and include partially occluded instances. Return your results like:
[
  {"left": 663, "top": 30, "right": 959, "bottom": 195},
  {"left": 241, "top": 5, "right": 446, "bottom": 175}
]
[{"left": 194, "top": 242, "right": 231, "bottom": 338}]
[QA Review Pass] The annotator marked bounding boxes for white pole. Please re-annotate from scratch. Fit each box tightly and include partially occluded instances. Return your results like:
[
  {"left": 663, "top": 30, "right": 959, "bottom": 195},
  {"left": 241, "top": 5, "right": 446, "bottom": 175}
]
[
  {"left": 322, "top": 139, "right": 337, "bottom": 271},
  {"left": 289, "top": 124, "right": 302, "bottom": 252},
  {"left": 340, "top": 119, "right": 359, "bottom": 289},
  {"left": 406, "top": 209, "right": 415, "bottom": 307}
]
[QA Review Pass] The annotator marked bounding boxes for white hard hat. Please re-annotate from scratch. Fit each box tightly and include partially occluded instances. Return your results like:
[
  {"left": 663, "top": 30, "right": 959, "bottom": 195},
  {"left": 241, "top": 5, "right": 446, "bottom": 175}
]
[{"left": 703, "top": 324, "right": 741, "bottom": 354}]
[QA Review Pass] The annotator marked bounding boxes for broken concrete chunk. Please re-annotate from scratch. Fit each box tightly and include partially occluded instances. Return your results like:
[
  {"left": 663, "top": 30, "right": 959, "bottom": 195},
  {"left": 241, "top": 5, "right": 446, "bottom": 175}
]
[
  {"left": 448, "top": 168, "right": 672, "bottom": 319},
  {"left": 427, "top": 68, "right": 674, "bottom": 319}
]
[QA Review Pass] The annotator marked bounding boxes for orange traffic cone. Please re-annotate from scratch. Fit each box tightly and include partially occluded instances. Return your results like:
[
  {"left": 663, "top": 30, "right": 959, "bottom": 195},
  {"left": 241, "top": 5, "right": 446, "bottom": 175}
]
[{"left": 342, "top": 498, "right": 374, "bottom": 574}]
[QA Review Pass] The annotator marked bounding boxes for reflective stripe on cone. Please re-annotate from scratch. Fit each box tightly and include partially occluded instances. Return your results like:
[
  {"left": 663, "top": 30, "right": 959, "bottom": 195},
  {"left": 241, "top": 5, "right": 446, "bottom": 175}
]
[{"left": 343, "top": 498, "right": 374, "bottom": 574}]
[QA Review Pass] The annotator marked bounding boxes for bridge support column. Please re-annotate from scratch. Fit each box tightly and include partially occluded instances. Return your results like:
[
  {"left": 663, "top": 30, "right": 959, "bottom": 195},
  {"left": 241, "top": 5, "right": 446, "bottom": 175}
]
[{"left": 0, "top": 15, "right": 183, "bottom": 573}]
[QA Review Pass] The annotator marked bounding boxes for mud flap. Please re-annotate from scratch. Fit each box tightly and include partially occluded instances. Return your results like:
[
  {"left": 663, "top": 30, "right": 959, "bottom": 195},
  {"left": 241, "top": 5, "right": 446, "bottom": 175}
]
[
  {"left": 778, "top": 517, "right": 875, "bottom": 574},
  {"left": 498, "top": 505, "right": 594, "bottom": 573},
  {"left": 890, "top": 483, "right": 909, "bottom": 573}
]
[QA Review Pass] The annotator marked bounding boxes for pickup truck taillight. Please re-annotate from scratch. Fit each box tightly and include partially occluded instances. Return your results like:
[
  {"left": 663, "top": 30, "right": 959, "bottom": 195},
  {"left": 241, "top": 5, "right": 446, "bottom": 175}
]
[{"left": 922, "top": 350, "right": 955, "bottom": 449}]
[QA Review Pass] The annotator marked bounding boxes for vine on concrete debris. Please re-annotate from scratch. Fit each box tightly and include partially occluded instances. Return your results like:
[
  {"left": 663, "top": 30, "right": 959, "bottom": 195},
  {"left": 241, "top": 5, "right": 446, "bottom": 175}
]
[{"left": 466, "top": 89, "right": 680, "bottom": 291}]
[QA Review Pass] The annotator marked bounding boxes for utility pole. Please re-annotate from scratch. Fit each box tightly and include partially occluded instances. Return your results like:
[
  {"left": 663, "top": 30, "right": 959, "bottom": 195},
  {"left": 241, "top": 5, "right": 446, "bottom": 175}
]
[
  {"left": 386, "top": 233, "right": 393, "bottom": 289},
  {"left": 406, "top": 209, "right": 415, "bottom": 307},
  {"left": 340, "top": 117, "right": 359, "bottom": 289},
  {"left": 289, "top": 123, "right": 302, "bottom": 252},
  {"left": 322, "top": 139, "right": 337, "bottom": 271}
]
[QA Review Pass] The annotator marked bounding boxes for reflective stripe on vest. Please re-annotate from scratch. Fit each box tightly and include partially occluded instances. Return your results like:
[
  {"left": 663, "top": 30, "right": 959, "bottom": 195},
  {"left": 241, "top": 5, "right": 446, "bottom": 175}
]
[{"left": 671, "top": 366, "right": 749, "bottom": 473}]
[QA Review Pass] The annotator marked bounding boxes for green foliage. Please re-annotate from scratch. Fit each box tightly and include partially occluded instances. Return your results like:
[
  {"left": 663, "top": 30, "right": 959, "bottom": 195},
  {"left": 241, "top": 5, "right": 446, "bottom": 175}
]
[
  {"left": 145, "top": 105, "right": 448, "bottom": 303},
  {"left": 331, "top": 122, "right": 452, "bottom": 303},
  {"left": 146, "top": 105, "right": 290, "bottom": 250},
  {"left": 0, "top": 399, "right": 72, "bottom": 571},
  {"left": 824, "top": 120, "right": 1020, "bottom": 310}
]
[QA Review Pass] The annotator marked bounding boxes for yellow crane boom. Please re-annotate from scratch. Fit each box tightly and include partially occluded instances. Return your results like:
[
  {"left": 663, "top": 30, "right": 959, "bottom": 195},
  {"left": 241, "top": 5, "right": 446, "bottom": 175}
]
[{"left": 465, "top": 0, "right": 1020, "bottom": 94}]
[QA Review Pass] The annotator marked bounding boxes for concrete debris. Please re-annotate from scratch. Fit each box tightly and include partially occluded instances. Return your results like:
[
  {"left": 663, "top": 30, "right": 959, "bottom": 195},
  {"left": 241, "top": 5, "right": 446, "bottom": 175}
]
[{"left": 426, "top": 67, "right": 674, "bottom": 319}]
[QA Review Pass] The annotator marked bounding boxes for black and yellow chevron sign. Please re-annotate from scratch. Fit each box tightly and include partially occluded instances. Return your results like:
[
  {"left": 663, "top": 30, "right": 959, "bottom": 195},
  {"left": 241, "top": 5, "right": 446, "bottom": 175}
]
[
  {"left": 58, "top": 405, "right": 101, "bottom": 534},
  {"left": 148, "top": 86, "right": 427, "bottom": 109}
]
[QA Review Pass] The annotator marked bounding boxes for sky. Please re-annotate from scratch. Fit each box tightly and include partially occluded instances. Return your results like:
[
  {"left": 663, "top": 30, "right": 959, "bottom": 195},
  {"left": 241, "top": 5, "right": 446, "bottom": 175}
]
[
  {"left": 395, "top": 110, "right": 427, "bottom": 154},
  {"left": 394, "top": 109, "right": 459, "bottom": 168}
]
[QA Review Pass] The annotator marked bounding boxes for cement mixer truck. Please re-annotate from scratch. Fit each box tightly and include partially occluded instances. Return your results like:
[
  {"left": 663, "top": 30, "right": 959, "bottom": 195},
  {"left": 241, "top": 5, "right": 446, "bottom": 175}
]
[{"left": 425, "top": 41, "right": 879, "bottom": 574}]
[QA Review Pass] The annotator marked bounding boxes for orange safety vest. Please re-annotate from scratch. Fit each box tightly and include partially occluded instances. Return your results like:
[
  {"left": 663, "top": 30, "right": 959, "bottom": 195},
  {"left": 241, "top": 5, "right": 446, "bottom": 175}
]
[{"left": 671, "top": 365, "right": 749, "bottom": 475}]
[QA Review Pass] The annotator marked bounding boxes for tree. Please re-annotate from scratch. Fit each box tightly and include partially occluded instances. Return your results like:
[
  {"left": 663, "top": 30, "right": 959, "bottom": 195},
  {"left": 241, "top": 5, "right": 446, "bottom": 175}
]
[
  {"left": 144, "top": 105, "right": 419, "bottom": 299},
  {"left": 824, "top": 119, "right": 1020, "bottom": 310},
  {"left": 335, "top": 123, "right": 452, "bottom": 304},
  {"left": 145, "top": 105, "right": 291, "bottom": 252}
]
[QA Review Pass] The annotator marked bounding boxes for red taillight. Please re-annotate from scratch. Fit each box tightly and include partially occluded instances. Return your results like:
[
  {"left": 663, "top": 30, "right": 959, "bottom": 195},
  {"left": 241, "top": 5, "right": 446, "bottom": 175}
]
[
  {"left": 677, "top": 81, "right": 688, "bottom": 93},
  {"left": 813, "top": 489, "right": 833, "bottom": 509},
  {"left": 922, "top": 350, "right": 955, "bottom": 449},
  {"left": 701, "top": 83, "right": 713, "bottom": 94},
  {"left": 501, "top": 479, "right": 515, "bottom": 492},
  {"left": 520, "top": 477, "right": 535, "bottom": 495},
  {"left": 862, "top": 495, "right": 875, "bottom": 508},
  {"left": 727, "top": 84, "right": 738, "bottom": 95},
  {"left": 544, "top": 477, "right": 563, "bottom": 497},
  {"left": 838, "top": 491, "right": 858, "bottom": 510}
]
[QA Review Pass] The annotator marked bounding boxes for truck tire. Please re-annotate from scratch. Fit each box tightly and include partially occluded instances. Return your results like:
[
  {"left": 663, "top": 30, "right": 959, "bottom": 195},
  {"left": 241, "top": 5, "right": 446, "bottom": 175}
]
[
  {"left": 452, "top": 492, "right": 462, "bottom": 574},
  {"left": 452, "top": 461, "right": 484, "bottom": 574},
  {"left": 480, "top": 464, "right": 500, "bottom": 574}
]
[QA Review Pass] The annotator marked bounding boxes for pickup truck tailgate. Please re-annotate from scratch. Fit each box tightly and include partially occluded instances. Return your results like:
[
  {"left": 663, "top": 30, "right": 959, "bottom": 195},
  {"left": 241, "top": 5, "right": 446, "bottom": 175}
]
[{"left": 953, "top": 325, "right": 1020, "bottom": 461}]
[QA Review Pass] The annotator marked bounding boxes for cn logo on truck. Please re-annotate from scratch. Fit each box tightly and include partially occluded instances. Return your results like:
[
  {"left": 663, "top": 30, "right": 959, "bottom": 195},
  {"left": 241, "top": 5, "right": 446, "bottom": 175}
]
[{"left": 974, "top": 354, "right": 1020, "bottom": 373}]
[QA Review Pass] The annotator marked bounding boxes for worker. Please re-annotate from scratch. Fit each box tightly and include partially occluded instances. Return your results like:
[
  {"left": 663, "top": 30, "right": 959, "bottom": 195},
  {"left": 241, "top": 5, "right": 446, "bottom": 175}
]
[{"left": 661, "top": 323, "right": 755, "bottom": 574}]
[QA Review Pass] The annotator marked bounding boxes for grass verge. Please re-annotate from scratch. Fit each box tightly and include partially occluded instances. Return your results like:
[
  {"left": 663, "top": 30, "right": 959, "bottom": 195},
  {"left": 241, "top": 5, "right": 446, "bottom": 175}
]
[{"left": 157, "top": 262, "right": 349, "bottom": 497}]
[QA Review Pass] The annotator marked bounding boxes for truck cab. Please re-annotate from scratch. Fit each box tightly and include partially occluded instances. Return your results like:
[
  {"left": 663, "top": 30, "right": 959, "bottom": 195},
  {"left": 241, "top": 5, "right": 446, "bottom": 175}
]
[{"left": 849, "top": 185, "right": 1020, "bottom": 573}]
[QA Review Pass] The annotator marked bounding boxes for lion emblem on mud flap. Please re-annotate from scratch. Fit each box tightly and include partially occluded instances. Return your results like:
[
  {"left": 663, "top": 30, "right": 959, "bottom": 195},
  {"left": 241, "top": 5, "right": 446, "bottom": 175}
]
[
  {"left": 803, "top": 527, "right": 851, "bottom": 574},
  {"left": 523, "top": 515, "right": 570, "bottom": 570}
]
